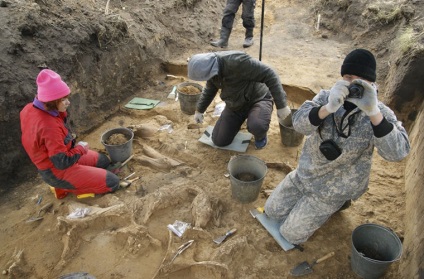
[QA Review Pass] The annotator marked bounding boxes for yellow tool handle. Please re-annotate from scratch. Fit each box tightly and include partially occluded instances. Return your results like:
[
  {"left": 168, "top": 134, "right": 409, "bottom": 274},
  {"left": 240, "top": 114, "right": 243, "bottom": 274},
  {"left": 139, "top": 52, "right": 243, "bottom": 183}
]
[
  {"left": 316, "top": 251, "right": 335, "bottom": 264},
  {"left": 77, "top": 193, "right": 95, "bottom": 199}
]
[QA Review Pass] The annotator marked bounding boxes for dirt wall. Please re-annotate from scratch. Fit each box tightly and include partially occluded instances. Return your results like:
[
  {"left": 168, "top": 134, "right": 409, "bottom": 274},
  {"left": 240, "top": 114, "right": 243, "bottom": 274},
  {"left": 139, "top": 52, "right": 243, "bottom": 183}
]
[
  {"left": 385, "top": 49, "right": 424, "bottom": 131},
  {"left": 401, "top": 101, "right": 424, "bottom": 278},
  {"left": 0, "top": 0, "right": 222, "bottom": 188}
]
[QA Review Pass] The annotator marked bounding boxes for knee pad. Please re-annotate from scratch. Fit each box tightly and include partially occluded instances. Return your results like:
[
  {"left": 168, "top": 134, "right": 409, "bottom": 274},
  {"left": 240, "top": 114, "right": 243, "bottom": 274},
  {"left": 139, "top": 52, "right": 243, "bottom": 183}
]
[
  {"left": 97, "top": 153, "right": 112, "bottom": 169},
  {"left": 106, "top": 172, "right": 120, "bottom": 192},
  {"left": 280, "top": 224, "right": 307, "bottom": 245}
]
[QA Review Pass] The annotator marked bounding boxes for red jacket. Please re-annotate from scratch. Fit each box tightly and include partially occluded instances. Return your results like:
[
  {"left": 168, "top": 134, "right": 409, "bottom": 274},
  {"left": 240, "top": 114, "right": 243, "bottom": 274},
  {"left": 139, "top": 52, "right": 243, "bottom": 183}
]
[{"left": 20, "top": 103, "right": 86, "bottom": 171}]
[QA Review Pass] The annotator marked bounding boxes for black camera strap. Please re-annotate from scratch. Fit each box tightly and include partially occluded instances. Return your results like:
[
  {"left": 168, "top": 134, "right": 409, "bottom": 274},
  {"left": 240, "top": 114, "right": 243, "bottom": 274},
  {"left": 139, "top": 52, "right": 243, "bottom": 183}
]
[
  {"left": 318, "top": 108, "right": 360, "bottom": 141},
  {"left": 332, "top": 109, "right": 361, "bottom": 138}
]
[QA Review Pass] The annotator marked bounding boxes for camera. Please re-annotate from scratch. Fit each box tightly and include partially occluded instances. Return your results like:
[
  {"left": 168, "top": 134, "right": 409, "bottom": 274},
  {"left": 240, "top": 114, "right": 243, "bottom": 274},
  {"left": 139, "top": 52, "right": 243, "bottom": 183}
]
[
  {"left": 347, "top": 84, "right": 364, "bottom": 99},
  {"left": 319, "top": 139, "right": 342, "bottom": 161}
]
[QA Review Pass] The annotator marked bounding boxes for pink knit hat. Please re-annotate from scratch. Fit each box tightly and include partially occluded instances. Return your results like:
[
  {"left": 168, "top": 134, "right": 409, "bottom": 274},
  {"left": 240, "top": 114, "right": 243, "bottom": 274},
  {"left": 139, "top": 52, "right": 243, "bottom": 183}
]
[{"left": 36, "top": 69, "right": 70, "bottom": 102}]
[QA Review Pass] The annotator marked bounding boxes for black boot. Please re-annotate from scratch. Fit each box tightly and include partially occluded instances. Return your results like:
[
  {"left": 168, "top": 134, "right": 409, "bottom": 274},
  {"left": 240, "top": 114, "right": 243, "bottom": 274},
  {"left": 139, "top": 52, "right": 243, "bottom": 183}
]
[
  {"left": 243, "top": 28, "right": 254, "bottom": 48},
  {"left": 211, "top": 27, "right": 231, "bottom": 48},
  {"left": 337, "top": 200, "right": 352, "bottom": 212}
]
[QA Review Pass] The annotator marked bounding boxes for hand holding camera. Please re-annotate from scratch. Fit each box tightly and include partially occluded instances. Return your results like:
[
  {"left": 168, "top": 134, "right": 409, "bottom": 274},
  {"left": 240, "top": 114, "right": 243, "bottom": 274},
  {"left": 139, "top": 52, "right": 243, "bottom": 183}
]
[
  {"left": 325, "top": 80, "right": 350, "bottom": 113},
  {"left": 346, "top": 79, "right": 380, "bottom": 116}
]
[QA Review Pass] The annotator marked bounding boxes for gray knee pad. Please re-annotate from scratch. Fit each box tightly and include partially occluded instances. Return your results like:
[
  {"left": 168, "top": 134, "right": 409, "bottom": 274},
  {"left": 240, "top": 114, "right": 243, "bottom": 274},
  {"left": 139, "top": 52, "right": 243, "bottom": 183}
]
[
  {"left": 97, "top": 153, "right": 112, "bottom": 169},
  {"left": 106, "top": 172, "right": 120, "bottom": 192}
]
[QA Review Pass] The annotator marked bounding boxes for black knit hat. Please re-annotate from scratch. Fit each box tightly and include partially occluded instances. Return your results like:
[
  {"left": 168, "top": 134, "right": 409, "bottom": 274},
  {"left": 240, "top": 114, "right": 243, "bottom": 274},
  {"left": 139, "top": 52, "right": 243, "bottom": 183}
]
[{"left": 341, "top": 49, "right": 376, "bottom": 82}]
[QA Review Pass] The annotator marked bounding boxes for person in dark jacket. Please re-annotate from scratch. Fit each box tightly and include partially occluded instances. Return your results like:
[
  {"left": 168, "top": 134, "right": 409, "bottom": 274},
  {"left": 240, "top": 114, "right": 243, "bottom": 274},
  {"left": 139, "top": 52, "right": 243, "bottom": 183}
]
[
  {"left": 264, "top": 49, "right": 410, "bottom": 244},
  {"left": 20, "top": 69, "right": 120, "bottom": 199},
  {"left": 187, "top": 51, "right": 291, "bottom": 149},
  {"left": 211, "top": 0, "right": 256, "bottom": 48}
]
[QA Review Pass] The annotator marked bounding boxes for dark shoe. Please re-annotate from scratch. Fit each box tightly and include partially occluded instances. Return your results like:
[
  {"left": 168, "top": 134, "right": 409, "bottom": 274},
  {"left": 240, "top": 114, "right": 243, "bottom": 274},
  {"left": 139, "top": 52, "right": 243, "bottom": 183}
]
[
  {"left": 255, "top": 136, "right": 267, "bottom": 149},
  {"left": 211, "top": 39, "right": 228, "bottom": 48},
  {"left": 210, "top": 27, "right": 231, "bottom": 48},
  {"left": 337, "top": 200, "right": 352, "bottom": 212},
  {"left": 243, "top": 37, "right": 254, "bottom": 48}
]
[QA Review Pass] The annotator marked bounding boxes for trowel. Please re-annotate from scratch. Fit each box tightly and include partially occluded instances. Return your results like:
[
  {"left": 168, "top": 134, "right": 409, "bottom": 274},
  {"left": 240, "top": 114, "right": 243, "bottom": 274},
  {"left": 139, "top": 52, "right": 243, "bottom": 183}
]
[
  {"left": 26, "top": 202, "right": 53, "bottom": 223},
  {"left": 213, "top": 228, "right": 237, "bottom": 245},
  {"left": 290, "top": 251, "right": 335, "bottom": 276}
]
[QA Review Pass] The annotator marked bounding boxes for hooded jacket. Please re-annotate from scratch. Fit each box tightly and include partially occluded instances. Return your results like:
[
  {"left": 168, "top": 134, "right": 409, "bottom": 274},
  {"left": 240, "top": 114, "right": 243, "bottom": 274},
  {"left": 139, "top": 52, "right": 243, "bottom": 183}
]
[{"left": 196, "top": 51, "right": 287, "bottom": 113}]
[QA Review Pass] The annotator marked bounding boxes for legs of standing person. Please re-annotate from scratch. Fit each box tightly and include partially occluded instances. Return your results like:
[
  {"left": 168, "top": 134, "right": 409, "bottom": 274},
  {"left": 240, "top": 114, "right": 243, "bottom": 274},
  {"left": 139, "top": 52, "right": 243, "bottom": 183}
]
[
  {"left": 246, "top": 97, "right": 273, "bottom": 145},
  {"left": 241, "top": 0, "right": 256, "bottom": 47},
  {"left": 211, "top": 0, "right": 241, "bottom": 47},
  {"left": 212, "top": 106, "right": 247, "bottom": 147}
]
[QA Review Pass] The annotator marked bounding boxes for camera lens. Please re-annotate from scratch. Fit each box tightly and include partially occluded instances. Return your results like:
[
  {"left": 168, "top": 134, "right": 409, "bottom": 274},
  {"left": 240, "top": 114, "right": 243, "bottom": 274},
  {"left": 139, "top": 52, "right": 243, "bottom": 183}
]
[{"left": 348, "top": 84, "right": 364, "bottom": 98}]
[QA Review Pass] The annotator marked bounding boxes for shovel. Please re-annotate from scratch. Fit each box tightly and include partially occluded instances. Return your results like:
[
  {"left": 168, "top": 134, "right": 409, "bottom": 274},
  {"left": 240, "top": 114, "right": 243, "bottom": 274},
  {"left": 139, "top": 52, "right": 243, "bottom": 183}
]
[
  {"left": 290, "top": 251, "right": 335, "bottom": 276},
  {"left": 213, "top": 228, "right": 237, "bottom": 245}
]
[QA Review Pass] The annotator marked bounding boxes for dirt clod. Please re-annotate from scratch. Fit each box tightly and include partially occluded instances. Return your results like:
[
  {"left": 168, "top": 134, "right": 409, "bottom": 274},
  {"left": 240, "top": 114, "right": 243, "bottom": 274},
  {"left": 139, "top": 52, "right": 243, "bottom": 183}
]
[
  {"left": 178, "top": 85, "right": 201, "bottom": 95},
  {"left": 105, "top": 133, "right": 129, "bottom": 145}
]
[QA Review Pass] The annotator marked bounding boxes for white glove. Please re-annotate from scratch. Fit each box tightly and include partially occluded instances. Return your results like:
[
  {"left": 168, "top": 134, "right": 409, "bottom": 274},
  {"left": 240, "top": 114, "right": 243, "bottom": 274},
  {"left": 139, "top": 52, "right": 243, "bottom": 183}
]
[
  {"left": 277, "top": 106, "right": 291, "bottom": 125},
  {"left": 324, "top": 80, "right": 350, "bottom": 113},
  {"left": 347, "top": 79, "right": 380, "bottom": 116},
  {"left": 77, "top": 141, "right": 89, "bottom": 153},
  {"left": 194, "top": 111, "right": 204, "bottom": 124}
]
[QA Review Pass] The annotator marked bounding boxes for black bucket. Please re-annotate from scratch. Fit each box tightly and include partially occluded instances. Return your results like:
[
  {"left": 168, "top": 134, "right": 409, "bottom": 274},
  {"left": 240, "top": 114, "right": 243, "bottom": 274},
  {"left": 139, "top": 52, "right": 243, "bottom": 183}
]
[
  {"left": 101, "top": 127, "right": 134, "bottom": 163},
  {"left": 227, "top": 155, "right": 267, "bottom": 204},
  {"left": 351, "top": 223, "right": 402, "bottom": 279},
  {"left": 279, "top": 109, "right": 304, "bottom": 147},
  {"left": 177, "top": 82, "right": 202, "bottom": 115}
]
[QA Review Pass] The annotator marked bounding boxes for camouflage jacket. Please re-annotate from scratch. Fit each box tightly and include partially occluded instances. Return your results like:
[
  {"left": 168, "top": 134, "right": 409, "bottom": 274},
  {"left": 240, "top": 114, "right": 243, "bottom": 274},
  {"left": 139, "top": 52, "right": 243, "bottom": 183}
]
[{"left": 291, "top": 89, "right": 410, "bottom": 203}]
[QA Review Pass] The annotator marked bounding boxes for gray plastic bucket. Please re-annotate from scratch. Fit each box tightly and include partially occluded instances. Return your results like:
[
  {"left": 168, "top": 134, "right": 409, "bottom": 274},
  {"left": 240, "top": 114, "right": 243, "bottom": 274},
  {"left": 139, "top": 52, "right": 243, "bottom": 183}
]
[
  {"left": 351, "top": 223, "right": 402, "bottom": 279},
  {"left": 279, "top": 109, "right": 304, "bottom": 147},
  {"left": 228, "top": 155, "right": 267, "bottom": 204},
  {"left": 101, "top": 127, "right": 134, "bottom": 163},
  {"left": 177, "top": 82, "right": 202, "bottom": 115}
]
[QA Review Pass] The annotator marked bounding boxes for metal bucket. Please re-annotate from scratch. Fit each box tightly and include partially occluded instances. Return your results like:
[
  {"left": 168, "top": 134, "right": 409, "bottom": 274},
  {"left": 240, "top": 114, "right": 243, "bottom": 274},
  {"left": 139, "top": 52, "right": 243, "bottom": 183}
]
[
  {"left": 227, "top": 155, "right": 267, "bottom": 204},
  {"left": 279, "top": 109, "right": 304, "bottom": 147},
  {"left": 177, "top": 82, "right": 202, "bottom": 115},
  {"left": 101, "top": 127, "right": 134, "bottom": 163},
  {"left": 351, "top": 223, "right": 402, "bottom": 279}
]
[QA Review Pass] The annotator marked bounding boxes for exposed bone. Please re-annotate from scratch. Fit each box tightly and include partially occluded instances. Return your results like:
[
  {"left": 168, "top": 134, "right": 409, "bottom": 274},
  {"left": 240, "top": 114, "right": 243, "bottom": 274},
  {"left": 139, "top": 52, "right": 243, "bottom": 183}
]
[
  {"left": 190, "top": 191, "right": 213, "bottom": 229},
  {"left": 266, "top": 162, "right": 294, "bottom": 174},
  {"left": 136, "top": 155, "right": 180, "bottom": 171},
  {"left": 128, "top": 124, "right": 159, "bottom": 139},
  {"left": 143, "top": 145, "right": 182, "bottom": 165},
  {"left": 6, "top": 248, "right": 27, "bottom": 279}
]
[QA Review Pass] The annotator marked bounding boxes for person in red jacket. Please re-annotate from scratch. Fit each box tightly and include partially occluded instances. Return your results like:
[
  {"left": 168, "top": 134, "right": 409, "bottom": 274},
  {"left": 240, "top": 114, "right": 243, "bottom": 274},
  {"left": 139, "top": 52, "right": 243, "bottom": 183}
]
[{"left": 20, "top": 69, "right": 120, "bottom": 199}]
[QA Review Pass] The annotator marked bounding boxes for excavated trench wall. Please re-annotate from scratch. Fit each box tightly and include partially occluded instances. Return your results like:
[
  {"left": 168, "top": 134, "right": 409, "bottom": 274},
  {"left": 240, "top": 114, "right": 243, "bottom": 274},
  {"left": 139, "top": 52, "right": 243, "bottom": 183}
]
[
  {"left": 385, "top": 51, "right": 424, "bottom": 278},
  {"left": 400, "top": 102, "right": 424, "bottom": 278}
]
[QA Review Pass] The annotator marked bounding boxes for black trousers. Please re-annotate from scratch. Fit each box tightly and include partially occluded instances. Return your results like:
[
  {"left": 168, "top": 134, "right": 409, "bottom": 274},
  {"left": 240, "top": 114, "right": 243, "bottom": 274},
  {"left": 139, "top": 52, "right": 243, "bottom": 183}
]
[
  {"left": 212, "top": 98, "right": 273, "bottom": 147},
  {"left": 222, "top": 0, "right": 256, "bottom": 30}
]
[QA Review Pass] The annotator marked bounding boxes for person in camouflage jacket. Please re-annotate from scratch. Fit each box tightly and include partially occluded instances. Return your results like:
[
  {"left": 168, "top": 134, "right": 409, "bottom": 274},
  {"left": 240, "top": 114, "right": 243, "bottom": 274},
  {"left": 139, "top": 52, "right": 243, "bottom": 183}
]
[{"left": 264, "top": 49, "right": 410, "bottom": 244}]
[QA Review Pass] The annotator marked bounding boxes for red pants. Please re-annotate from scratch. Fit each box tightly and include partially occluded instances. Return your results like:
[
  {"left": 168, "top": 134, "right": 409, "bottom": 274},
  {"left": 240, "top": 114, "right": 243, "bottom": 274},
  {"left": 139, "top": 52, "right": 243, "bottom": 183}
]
[{"left": 40, "top": 150, "right": 120, "bottom": 198}]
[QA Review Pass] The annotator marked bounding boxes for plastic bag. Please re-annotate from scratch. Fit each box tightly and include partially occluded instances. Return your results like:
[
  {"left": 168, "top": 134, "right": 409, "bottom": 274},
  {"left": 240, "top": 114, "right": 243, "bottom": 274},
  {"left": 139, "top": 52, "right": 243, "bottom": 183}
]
[
  {"left": 167, "top": 220, "right": 191, "bottom": 237},
  {"left": 212, "top": 102, "right": 226, "bottom": 117}
]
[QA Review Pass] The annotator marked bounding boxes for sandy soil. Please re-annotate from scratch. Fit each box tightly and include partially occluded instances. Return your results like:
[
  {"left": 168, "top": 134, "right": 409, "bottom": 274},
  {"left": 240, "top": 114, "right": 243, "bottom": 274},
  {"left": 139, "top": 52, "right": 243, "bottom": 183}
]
[{"left": 0, "top": 1, "right": 408, "bottom": 278}]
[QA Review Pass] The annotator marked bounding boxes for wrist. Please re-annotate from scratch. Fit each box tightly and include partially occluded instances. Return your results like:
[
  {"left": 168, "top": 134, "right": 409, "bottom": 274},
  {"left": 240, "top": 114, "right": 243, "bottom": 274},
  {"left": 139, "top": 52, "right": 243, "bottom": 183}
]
[
  {"left": 369, "top": 111, "right": 383, "bottom": 125},
  {"left": 366, "top": 106, "right": 381, "bottom": 117},
  {"left": 323, "top": 104, "right": 336, "bottom": 115}
]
